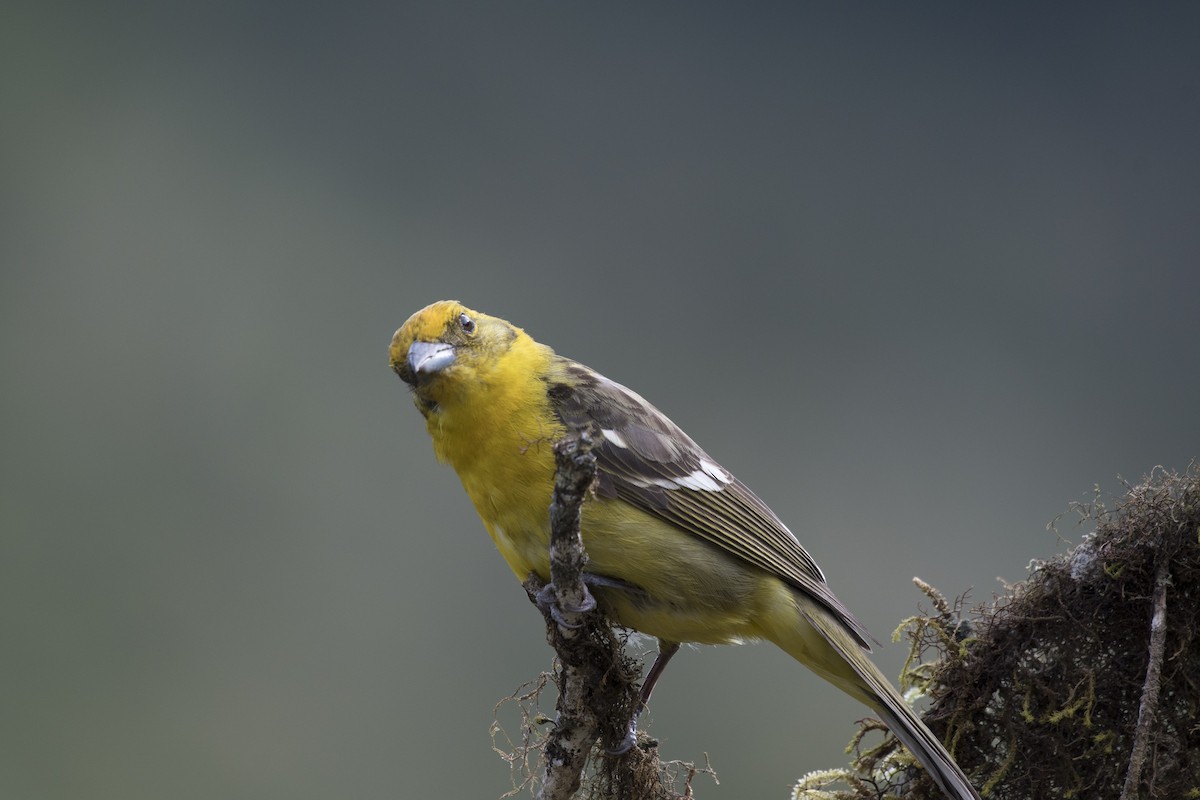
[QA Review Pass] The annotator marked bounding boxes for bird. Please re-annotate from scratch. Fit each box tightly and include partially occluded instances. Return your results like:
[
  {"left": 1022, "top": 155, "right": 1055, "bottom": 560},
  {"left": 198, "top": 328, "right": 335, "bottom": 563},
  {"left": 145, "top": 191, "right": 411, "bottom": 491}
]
[{"left": 389, "top": 300, "right": 980, "bottom": 800}]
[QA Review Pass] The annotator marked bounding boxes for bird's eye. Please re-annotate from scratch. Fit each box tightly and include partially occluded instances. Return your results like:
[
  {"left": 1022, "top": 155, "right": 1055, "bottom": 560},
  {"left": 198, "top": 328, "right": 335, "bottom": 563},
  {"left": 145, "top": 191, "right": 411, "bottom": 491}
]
[{"left": 458, "top": 312, "right": 476, "bottom": 334}]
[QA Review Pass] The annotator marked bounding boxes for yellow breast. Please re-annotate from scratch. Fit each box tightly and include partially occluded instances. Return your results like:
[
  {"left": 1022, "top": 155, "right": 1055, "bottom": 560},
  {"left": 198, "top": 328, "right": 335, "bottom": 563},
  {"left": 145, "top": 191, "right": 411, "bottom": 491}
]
[{"left": 424, "top": 333, "right": 564, "bottom": 581}]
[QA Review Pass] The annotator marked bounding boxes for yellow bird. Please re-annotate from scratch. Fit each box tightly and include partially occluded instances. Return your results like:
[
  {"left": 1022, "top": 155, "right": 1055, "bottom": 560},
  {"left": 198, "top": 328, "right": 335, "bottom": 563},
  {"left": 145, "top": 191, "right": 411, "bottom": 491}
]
[{"left": 390, "top": 300, "right": 980, "bottom": 800}]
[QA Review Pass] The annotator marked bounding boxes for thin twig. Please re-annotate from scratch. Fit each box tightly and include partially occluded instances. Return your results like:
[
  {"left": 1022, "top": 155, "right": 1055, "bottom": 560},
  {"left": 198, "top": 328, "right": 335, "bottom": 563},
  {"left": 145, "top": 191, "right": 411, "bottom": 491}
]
[
  {"left": 532, "top": 427, "right": 600, "bottom": 800},
  {"left": 521, "top": 428, "right": 710, "bottom": 799},
  {"left": 1119, "top": 551, "right": 1171, "bottom": 800}
]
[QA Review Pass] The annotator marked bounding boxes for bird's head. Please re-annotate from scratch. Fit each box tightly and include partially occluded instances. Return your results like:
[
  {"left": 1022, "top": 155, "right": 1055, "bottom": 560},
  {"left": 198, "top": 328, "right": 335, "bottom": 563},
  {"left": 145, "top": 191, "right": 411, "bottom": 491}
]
[{"left": 390, "top": 300, "right": 528, "bottom": 411}]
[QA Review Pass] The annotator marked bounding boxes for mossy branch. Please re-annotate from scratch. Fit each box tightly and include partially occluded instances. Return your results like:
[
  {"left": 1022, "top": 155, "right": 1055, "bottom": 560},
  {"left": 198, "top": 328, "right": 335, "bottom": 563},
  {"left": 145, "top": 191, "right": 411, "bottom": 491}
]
[
  {"left": 513, "top": 426, "right": 709, "bottom": 800},
  {"left": 523, "top": 426, "right": 607, "bottom": 800},
  {"left": 798, "top": 463, "right": 1200, "bottom": 800},
  {"left": 1119, "top": 540, "right": 1173, "bottom": 800}
]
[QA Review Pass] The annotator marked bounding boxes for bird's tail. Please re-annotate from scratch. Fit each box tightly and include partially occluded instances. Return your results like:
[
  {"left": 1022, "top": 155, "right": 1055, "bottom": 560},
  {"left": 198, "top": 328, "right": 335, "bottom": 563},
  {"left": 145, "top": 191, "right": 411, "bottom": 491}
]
[{"left": 771, "top": 595, "right": 982, "bottom": 800}]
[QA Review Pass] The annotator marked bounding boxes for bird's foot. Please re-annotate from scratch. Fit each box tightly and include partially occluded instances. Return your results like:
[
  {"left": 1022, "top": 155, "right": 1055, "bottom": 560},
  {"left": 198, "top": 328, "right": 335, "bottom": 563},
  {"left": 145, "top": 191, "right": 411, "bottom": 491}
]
[
  {"left": 606, "top": 716, "right": 639, "bottom": 756},
  {"left": 534, "top": 581, "right": 596, "bottom": 628}
]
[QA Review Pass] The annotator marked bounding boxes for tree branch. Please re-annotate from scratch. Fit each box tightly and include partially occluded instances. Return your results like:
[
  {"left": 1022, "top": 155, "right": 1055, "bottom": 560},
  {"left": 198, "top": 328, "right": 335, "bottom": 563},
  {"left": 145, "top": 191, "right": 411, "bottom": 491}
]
[
  {"left": 519, "top": 427, "right": 712, "bottom": 800},
  {"left": 1120, "top": 551, "right": 1171, "bottom": 800},
  {"left": 522, "top": 426, "right": 610, "bottom": 800}
]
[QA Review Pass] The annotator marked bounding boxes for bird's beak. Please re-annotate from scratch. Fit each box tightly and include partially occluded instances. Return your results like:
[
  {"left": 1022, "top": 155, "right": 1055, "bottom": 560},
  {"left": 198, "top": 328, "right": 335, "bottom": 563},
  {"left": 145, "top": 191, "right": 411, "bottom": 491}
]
[{"left": 407, "top": 341, "right": 456, "bottom": 377}]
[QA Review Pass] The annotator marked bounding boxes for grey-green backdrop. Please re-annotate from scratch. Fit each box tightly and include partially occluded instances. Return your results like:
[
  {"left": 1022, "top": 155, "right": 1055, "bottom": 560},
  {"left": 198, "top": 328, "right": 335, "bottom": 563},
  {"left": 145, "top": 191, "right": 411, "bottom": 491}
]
[{"left": 4, "top": 3, "right": 1198, "bottom": 798}]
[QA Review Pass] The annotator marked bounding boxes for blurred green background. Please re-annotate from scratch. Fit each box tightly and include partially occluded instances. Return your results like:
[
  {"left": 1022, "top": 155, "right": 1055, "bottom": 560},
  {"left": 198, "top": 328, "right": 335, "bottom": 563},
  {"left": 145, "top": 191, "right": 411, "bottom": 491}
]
[{"left": 3, "top": 4, "right": 1198, "bottom": 798}]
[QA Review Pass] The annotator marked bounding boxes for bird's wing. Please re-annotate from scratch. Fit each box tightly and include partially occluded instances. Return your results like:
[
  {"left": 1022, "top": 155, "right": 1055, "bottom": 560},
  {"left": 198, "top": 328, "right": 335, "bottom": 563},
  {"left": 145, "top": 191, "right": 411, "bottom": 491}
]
[{"left": 548, "top": 358, "right": 875, "bottom": 649}]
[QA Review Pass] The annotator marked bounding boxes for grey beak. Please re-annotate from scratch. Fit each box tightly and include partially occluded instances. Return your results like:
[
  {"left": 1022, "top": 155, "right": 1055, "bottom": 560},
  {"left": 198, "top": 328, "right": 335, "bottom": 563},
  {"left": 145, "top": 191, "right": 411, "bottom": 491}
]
[{"left": 408, "top": 341, "right": 456, "bottom": 376}]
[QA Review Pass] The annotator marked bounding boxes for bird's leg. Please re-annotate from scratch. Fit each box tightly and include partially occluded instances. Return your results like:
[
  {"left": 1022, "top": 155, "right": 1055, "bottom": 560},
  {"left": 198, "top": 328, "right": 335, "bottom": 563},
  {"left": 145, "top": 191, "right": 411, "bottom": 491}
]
[
  {"left": 609, "top": 639, "right": 681, "bottom": 755},
  {"left": 534, "top": 581, "right": 596, "bottom": 628},
  {"left": 534, "top": 571, "right": 679, "bottom": 753},
  {"left": 534, "top": 572, "right": 642, "bottom": 629}
]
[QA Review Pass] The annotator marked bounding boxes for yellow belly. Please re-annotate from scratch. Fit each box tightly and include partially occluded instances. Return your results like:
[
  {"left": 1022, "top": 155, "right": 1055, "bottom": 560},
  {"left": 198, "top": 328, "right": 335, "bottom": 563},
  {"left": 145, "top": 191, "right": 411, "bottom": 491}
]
[
  {"left": 479, "top": 486, "right": 775, "bottom": 646},
  {"left": 431, "top": 372, "right": 779, "bottom": 647}
]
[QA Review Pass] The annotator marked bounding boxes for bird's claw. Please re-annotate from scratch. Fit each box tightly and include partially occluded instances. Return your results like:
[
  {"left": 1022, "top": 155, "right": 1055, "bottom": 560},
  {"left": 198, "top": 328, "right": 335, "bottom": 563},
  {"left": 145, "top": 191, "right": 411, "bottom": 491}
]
[
  {"left": 535, "top": 581, "right": 596, "bottom": 628},
  {"left": 606, "top": 719, "right": 639, "bottom": 756}
]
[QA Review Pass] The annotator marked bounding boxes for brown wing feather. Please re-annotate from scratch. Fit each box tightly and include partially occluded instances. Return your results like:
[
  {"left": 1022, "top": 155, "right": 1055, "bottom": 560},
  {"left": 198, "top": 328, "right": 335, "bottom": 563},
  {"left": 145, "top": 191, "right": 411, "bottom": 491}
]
[{"left": 548, "top": 357, "right": 875, "bottom": 649}]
